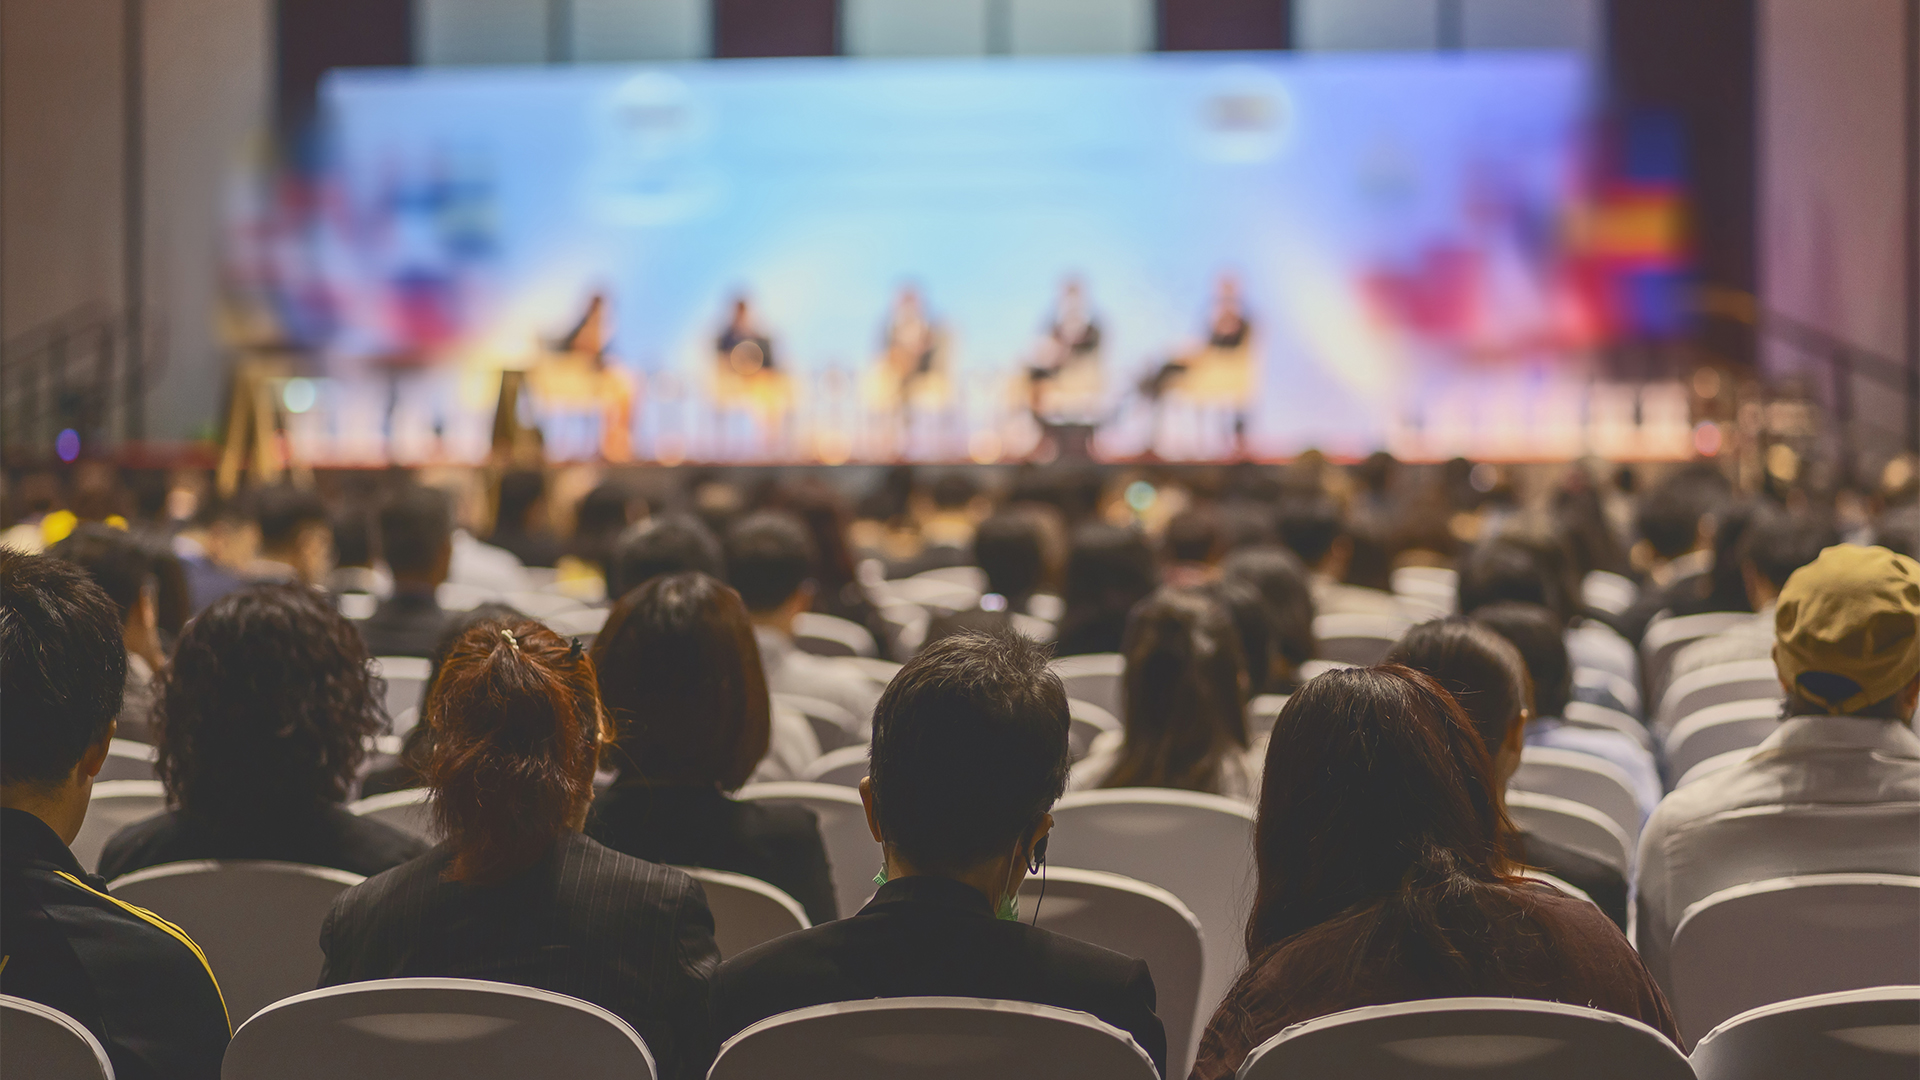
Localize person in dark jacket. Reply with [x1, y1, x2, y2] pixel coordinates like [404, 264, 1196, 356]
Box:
[0, 550, 230, 1080]
[99, 584, 427, 879]
[320, 617, 720, 1080]
[588, 572, 836, 924]
[358, 485, 454, 659]
[711, 631, 1168, 1075]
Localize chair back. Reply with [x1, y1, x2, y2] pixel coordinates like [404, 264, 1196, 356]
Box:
[546, 606, 611, 637]
[707, 997, 1158, 1080]
[1237, 997, 1693, 1080]
[1067, 698, 1120, 762]
[374, 656, 433, 737]
[792, 612, 879, 658]
[99, 738, 160, 782]
[838, 656, 903, 690]
[773, 693, 864, 752]
[1583, 569, 1639, 616]
[680, 867, 809, 959]
[499, 591, 585, 620]
[1049, 789, 1256, 1056]
[1561, 700, 1654, 750]
[912, 565, 988, 591]
[1642, 611, 1752, 705]
[349, 787, 437, 842]
[877, 577, 978, 615]
[1657, 658, 1779, 731]
[1311, 613, 1411, 666]
[736, 781, 877, 920]
[1690, 986, 1919, 1080]
[1246, 693, 1290, 743]
[1018, 868, 1205, 1078]
[1504, 790, 1632, 875]
[1573, 665, 1642, 717]
[799, 745, 869, 788]
[1509, 746, 1642, 843]
[74, 779, 168, 873]
[109, 859, 364, 1026]
[221, 977, 655, 1080]
[1669, 874, 1920, 1046]
[0, 996, 113, 1080]
[1052, 653, 1124, 720]
[1663, 699, 1779, 780]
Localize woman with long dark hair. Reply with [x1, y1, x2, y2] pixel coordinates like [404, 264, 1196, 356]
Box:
[1190, 666, 1677, 1079]
[319, 618, 720, 1079]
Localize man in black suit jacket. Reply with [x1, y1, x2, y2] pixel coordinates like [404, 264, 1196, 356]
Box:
[711, 631, 1167, 1075]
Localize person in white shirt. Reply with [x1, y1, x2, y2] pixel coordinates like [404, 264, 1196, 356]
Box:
[727, 511, 880, 741]
[1663, 508, 1836, 688]
[1632, 543, 1920, 997]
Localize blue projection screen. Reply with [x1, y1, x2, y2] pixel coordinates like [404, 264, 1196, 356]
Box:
[314, 52, 1595, 463]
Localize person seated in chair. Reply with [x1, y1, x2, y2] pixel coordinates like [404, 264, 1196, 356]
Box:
[358, 485, 455, 659]
[710, 631, 1168, 1076]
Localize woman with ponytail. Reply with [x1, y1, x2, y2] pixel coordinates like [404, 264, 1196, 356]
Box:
[319, 617, 721, 1079]
[1069, 587, 1258, 799]
[1188, 666, 1677, 1080]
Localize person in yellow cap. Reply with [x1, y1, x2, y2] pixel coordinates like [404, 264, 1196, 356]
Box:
[1632, 543, 1920, 1004]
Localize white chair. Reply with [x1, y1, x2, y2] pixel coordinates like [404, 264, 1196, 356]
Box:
[1237, 997, 1693, 1080]
[374, 656, 433, 736]
[546, 606, 611, 637]
[1674, 747, 1755, 789]
[912, 565, 988, 591]
[1297, 658, 1354, 682]
[1048, 789, 1256, 1057]
[681, 867, 810, 960]
[1642, 611, 1753, 706]
[836, 656, 902, 690]
[1669, 874, 1920, 1047]
[1052, 653, 1124, 720]
[1657, 658, 1780, 732]
[435, 582, 499, 613]
[800, 745, 870, 788]
[74, 779, 167, 873]
[1312, 613, 1412, 667]
[1568, 621, 1642, 684]
[222, 977, 656, 1080]
[349, 787, 436, 842]
[99, 738, 159, 782]
[1017, 868, 1205, 1079]
[1509, 746, 1643, 843]
[1691, 985, 1920, 1080]
[1246, 693, 1290, 743]
[1664, 698, 1780, 781]
[1391, 566, 1458, 618]
[1504, 790, 1632, 876]
[872, 599, 929, 660]
[877, 577, 978, 615]
[737, 781, 879, 920]
[499, 590, 585, 619]
[707, 997, 1158, 1080]
[0, 995, 113, 1080]
[1563, 700, 1655, 751]
[792, 612, 879, 658]
[1067, 698, 1121, 763]
[338, 591, 379, 620]
[1574, 665, 1643, 717]
[1584, 569, 1639, 616]
[773, 693, 864, 753]
[109, 859, 364, 1025]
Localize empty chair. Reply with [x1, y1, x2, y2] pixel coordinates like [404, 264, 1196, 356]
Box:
[109, 859, 364, 1025]
[222, 977, 657, 1080]
[1568, 622, 1641, 685]
[1668, 874, 1920, 1047]
[1563, 700, 1655, 751]
[707, 997, 1158, 1080]
[1236, 997, 1693, 1080]
[1048, 789, 1255, 1055]
[349, 787, 436, 842]
[1691, 986, 1920, 1080]
[1574, 665, 1643, 718]
[99, 738, 159, 782]
[0, 996, 114, 1080]
[736, 781, 879, 919]
[1642, 611, 1752, 706]
[1505, 790, 1632, 876]
[1664, 698, 1780, 782]
[682, 867, 810, 960]
[1051, 653, 1123, 720]
[72, 780, 167, 874]
[1583, 569, 1639, 616]
[773, 693, 863, 753]
[1067, 698, 1120, 762]
[792, 612, 878, 659]
[1016, 868, 1205, 1079]
[1510, 746, 1643, 843]
[374, 656, 433, 733]
[1311, 613, 1411, 667]
[1246, 693, 1290, 743]
[800, 745, 870, 788]
[545, 606, 611, 637]
[1657, 658, 1781, 732]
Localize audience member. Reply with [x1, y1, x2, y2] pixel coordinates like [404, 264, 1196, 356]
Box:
[1277, 494, 1403, 618]
[1, 550, 231, 1080]
[1191, 666, 1677, 1079]
[557, 480, 641, 597]
[1459, 534, 1639, 699]
[326, 505, 387, 597]
[357, 601, 525, 798]
[588, 572, 836, 924]
[1161, 505, 1223, 586]
[1055, 522, 1158, 656]
[608, 512, 726, 602]
[320, 618, 720, 1080]
[1388, 618, 1631, 927]
[244, 483, 333, 586]
[47, 523, 166, 742]
[1074, 588, 1258, 800]
[99, 584, 428, 879]
[1612, 467, 1729, 642]
[488, 468, 565, 568]
[770, 478, 890, 650]
[169, 491, 249, 613]
[1633, 544, 1920, 995]
[727, 511, 879, 734]
[895, 473, 981, 577]
[1664, 507, 1837, 687]
[1220, 545, 1316, 695]
[358, 486, 455, 658]
[925, 508, 1054, 646]
[710, 632, 1167, 1074]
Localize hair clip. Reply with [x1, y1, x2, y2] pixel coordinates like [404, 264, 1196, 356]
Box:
[568, 637, 585, 659]
[500, 628, 520, 652]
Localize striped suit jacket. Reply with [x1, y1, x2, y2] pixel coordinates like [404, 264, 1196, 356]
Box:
[320, 831, 720, 1079]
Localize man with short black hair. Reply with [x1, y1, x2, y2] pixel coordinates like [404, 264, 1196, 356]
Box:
[1, 548, 231, 1079]
[710, 631, 1167, 1074]
[359, 486, 455, 658]
[726, 512, 878, 734]
[1665, 508, 1838, 685]
[488, 469, 565, 569]
[608, 513, 725, 601]
[245, 483, 333, 586]
[1277, 495, 1401, 618]
[47, 523, 166, 742]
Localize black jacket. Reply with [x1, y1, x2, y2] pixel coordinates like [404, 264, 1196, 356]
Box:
[357, 589, 453, 660]
[0, 808, 231, 1080]
[99, 804, 429, 882]
[711, 874, 1167, 1076]
[319, 831, 720, 1080]
[588, 784, 838, 925]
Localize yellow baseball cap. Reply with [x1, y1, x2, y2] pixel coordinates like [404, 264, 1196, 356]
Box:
[1773, 544, 1920, 714]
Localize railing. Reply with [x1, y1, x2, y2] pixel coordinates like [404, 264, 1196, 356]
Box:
[1, 306, 153, 460]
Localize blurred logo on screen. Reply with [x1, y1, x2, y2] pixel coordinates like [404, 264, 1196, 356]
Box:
[591, 73, 715, 225]
[1197, 68, 1292, 163]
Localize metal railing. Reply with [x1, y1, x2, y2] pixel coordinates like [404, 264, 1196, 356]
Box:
[1, 305, 151, 459]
